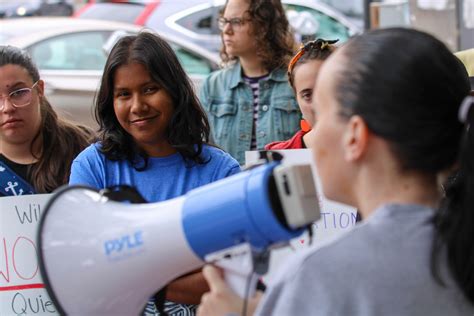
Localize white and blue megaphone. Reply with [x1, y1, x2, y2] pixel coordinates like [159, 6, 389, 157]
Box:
[37, 158, 320, 315]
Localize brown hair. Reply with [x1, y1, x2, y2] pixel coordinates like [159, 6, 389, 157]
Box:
[29, 97, 95, 193]
[220, 0, 295, 71]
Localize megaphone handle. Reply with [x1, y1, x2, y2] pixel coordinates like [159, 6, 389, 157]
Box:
[224, 270, 260, 298]
[206, 243, 265, 298]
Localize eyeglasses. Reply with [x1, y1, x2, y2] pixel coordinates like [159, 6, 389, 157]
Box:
[218, 17, 250, 31]
[288, 39, 339, 78]
[0, 81, 39, 111]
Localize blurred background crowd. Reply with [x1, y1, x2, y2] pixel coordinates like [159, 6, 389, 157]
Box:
[1, 0, 472, 130]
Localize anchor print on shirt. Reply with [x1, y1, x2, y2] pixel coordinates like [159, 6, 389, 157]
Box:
[1, 166, 32, 196]
[5, 181, 24, 196]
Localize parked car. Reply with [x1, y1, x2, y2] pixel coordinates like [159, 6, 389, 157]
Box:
[0, 0, 73, 18]
[77, 0, 361, 52]
[0, 17, 220, 128]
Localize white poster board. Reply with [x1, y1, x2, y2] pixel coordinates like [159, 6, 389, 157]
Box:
[246, 150, 358, 282]
[0, 194, 59, 315]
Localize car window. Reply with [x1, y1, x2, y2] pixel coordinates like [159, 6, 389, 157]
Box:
[284, 4, 350, 42]
[27, 31, 112, 70]
[174, 4, 350, 42]
[174, 7, 220, 35]
[78, 3, 144, 24]
[170, 44, 214, 75]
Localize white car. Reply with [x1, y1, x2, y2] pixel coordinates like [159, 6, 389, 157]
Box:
[0, 17, 220, 128]
[78, 0, 362, 52]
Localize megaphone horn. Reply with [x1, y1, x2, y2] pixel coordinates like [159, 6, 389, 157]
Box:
[37, 161, 320, 315]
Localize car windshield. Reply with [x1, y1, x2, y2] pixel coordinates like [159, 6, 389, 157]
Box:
[78, 3, 145, 24]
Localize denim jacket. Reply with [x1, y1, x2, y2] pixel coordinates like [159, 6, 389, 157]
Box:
[199, 62, 301, 164]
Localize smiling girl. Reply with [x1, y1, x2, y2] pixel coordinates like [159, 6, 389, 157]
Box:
[68, 32, 240, 316]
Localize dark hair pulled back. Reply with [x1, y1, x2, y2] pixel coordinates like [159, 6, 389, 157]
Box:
[334, 28, 473, 302]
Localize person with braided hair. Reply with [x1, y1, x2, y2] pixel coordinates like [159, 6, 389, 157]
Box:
[265, 38, 338, 150]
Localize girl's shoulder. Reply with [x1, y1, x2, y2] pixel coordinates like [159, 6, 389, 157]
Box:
[202, 145, 238, 164]
[199, 145, 240, 176]
[74, 142, 104, 162]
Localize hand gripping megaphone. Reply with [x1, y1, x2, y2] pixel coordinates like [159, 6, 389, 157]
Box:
[37, 159, 320, 315]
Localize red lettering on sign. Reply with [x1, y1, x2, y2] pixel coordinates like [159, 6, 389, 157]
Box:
[0, 236, 40, 290]
[0, 238, 10, 283]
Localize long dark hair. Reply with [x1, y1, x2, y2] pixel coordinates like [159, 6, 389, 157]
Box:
[95, 31, 211, 170]
[334, 28, 473, 302]
[0, 46, 94, 193]
[220, 0, 294, 71]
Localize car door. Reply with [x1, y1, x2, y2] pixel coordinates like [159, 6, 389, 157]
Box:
[171, 43, 219, 92]
[26, 30, 112, 128]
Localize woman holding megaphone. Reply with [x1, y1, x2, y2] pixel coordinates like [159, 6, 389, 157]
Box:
[198, 28, 474, 315]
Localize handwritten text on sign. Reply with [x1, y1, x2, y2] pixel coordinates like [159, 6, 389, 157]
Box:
[0, 194, 58, 315]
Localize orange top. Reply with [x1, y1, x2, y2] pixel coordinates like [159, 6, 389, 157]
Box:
[300, 119, 312, 132]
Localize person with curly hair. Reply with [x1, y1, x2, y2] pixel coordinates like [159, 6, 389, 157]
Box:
[199, 0, 301, 165]
[69, 32, 240, 316]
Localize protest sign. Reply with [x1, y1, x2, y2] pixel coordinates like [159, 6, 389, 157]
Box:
[0, 194, 58, 315]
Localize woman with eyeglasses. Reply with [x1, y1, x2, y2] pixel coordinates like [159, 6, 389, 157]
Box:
[0, 45, 94, 197]
[200, 0, 299, 165]
[197, 28, 474, 315]
[265, 38, 338, 150]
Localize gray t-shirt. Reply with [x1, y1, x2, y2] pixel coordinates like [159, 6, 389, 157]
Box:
[256, 204, 473, 316]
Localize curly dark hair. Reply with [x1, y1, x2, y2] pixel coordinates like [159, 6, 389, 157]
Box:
[220, 0, 295, 71]
[95, 32, 211, 170]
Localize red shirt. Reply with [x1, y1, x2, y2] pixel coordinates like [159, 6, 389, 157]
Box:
[264, 130, 307, 150]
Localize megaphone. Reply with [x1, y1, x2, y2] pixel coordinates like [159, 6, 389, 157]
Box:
[37, 160, 320, 315]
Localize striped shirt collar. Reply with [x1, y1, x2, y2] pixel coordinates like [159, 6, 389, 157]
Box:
[228, 61, 288, 89]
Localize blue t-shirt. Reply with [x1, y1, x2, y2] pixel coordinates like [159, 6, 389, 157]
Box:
[69, 143, 240, 316]
[69, 143, 240, 202]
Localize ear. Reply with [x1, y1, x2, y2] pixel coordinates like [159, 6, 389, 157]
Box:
[342, 115, 370, 162]
[36, 80, 45, 98]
